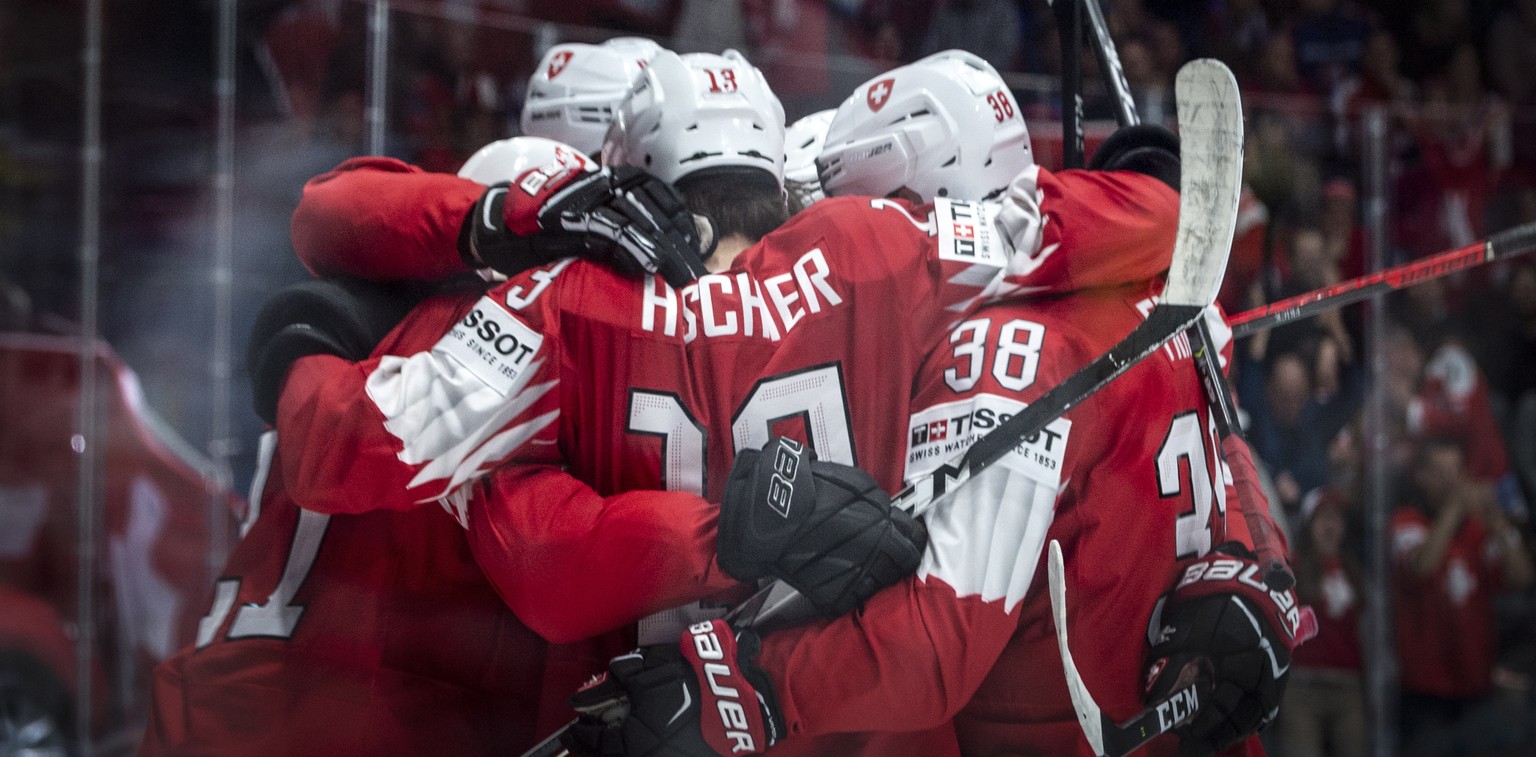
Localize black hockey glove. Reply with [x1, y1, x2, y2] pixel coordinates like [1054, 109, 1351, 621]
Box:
[562, 620, 783, 757]
[246, 278, 424, 424]
[717, 436, 928, 617]
[1088, 123, 1181, 191]
[459, 165, 708, 288]
[1143, 542, 1318, 756]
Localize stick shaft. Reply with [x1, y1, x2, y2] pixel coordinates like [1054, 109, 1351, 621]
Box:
[1230, 240, 1491, 337]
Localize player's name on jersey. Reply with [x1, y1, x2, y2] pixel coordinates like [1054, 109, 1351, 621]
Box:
[641, 247, 844, 343]
[905, 394, 1071, 489]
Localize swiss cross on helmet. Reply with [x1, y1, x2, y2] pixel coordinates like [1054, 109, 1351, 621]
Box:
[866, 78, 895, 111]
[547, 50, 574, 79]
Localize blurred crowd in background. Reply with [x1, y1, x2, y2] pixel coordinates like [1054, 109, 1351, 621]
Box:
[2, 0, 1536, 754]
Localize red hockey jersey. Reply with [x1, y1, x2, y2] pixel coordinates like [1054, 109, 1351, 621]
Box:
[140, 430, 562, 756]
[752, 281, 1266, 756]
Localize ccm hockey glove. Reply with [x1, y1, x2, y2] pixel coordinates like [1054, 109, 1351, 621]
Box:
[460, 160, 708, 288]
[562, 620, 783, 757]
[1143, 542, 1318, 756]
[718, 436, 928, 616]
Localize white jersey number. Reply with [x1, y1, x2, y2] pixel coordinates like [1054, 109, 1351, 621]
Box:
[625, 363, 855, 644]
[945, 317, 1044, 394]
[1157, 411, 1229, 559]
[196, 431, 328, 648]
[625, 363, 856, 481]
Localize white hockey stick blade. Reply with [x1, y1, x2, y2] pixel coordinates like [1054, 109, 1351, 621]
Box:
[1050, 540, 1203, 757]
[1049, 539, 1108, 756]
[1162, 60, 1243, 308]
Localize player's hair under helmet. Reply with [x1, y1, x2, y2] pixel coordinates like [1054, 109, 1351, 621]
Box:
[784, 109, 836, 207]
[457, 136, 597, 185]
[816, 50, 1032, 202]
[602, 49, 786, 194]
[520, 41, 658, 155]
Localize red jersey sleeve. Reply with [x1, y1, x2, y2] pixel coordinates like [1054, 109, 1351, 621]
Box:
[291, 156, 480, 281]
[466, 464, 735, 644]
[998, 167, 1180, 294]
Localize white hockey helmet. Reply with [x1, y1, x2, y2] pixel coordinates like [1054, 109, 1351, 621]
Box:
[457, 136, 597, 185]
[816, 49, 1032, 201]
[602, 36, 664, 60]
[784, 109, 836, 206]
[602, 49, 786, 190]
[521, 42, 659, 155]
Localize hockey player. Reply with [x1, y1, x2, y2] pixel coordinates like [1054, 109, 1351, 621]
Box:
[139, 136, 714, 757]
[817, 49, 1032, 203]
[564, 141, 1302, 756]
[521, 38, 662, 155]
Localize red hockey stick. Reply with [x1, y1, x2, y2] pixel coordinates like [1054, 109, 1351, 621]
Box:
[1230, 220, 1536, 338]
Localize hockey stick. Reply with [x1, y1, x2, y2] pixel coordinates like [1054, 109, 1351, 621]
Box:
[1069, 0, 1292, 592]
[734, 58, 1245, 631]
[1049, 539, 1201, 756]
[1052, 0, 1085, 168]
[1029, 17, 1291, 742]
[1229, 220, 1536, 338]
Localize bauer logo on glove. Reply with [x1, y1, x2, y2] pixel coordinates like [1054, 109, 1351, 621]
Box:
[766, 437, 803, 518]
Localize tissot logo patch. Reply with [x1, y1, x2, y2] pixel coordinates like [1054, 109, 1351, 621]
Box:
[437, 295, 544, 396]
[905, 394, 1070, 488]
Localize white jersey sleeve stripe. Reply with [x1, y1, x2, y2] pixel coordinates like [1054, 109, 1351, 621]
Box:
[918, 462, 1059, 613]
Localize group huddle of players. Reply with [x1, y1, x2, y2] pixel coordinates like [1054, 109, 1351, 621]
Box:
[139, 38, 1308, 757]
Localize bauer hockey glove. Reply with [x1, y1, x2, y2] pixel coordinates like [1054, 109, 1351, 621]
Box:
[459, 161, 708, 288]
[718, 436, 928, 617]
[562, 620, 783, 757]
[1143, 542, 1318, 756]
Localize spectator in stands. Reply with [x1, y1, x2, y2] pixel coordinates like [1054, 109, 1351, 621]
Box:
[1320, 176, 1365, 279]
[918, 0, 1020, 74]
[1266, 225, 1354, 364]
[1395, 45, 1511, 261]
[1330, 27, 1415, 154]
[1400, 0, 1473, 83]
[1118, 36, 1170, 124]
[1291, 0, 1370, 98]
[1240, 348, 1357, 513]
[1485, 0, 1536, 110]
[1203, 0, 1270, 79]
[1392, 436, 1534, 757]
[1281, 487, 1366, 757]
[1494, 262, 1536, 504]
